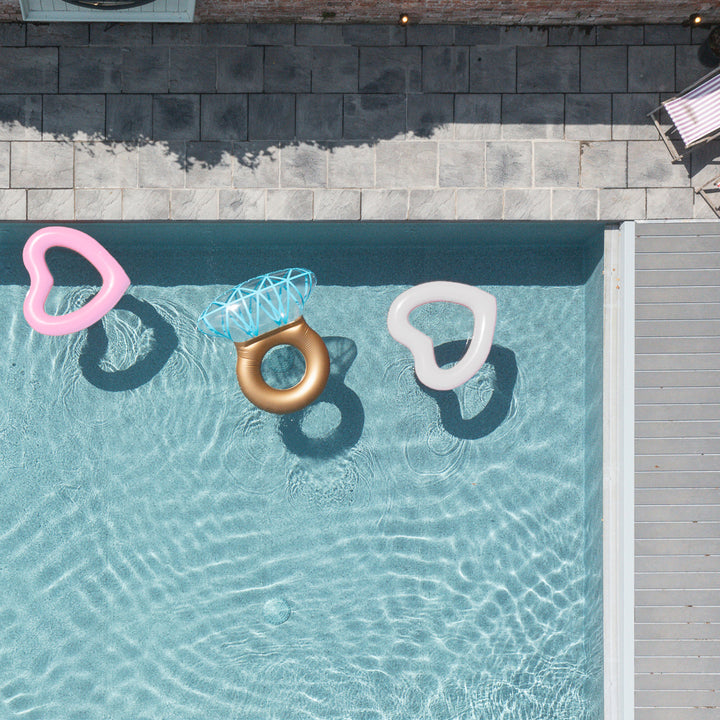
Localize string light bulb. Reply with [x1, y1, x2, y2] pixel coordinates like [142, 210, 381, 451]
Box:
[399, 13, 409, 25]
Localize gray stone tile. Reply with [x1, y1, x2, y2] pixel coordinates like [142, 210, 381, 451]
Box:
[580, 141, 627, 188]
[612, 93, 661, 140]
[327, 143, 375, 188]
[454, 94, 501, 140]
[152, 25, 203, 45]
[503, 189, 551, 219]
[313, 189, 361, 220]
[598, 188, 646, 220]
[456, 189, 503, 219]
[219, 189, 266, 220]
[0, 48, 57, 94]
[551, 189, 598, 219]
[0, 96, 42, 141]
[201, 95, 248, 142]
[265, 47, 312, 93]
[458, 26, 548, 46]
[694, 194, 720, 219]
[248, 24, 295, 46]
[423, 47, 468, 92]
[580, 46, 627, 92]
[0, 142, 7, 187]
[361, 189, 407, 220]
[138, 143, 186, 188]
[691, 26, 712, 45]
[501, 94, 564, 139]
[233, 143, 280, 188]
[343, 94, 405, 140]
[534, 142, 580, 187]
[312, 47, 358, 93]
[689, 141, 720, 188]
[565, 94, 612, 141]
[486, 141, 533, 187]
[185, 142, 233, 187]
[0, 23, 25, 46]
[596, 25, 643, 45]
[407, 25, 454, 45]
[27, 189, 74, 221]
[122, 47, 169, 93]
[0, 189, 26, 220]
[27, 24, 87, 46]
[296, 25, 344, 46]
[59, 48, 120, 93]
[407, 94, 454, 139]
[107, 95, 152, 141]
[644, 24, 691, 45]
[217, 47, 263, 93]
[201, 24, 250, 45]
[171, 189, 219, 220]
[43, 94, 105, 141]
[628, 46, 675, 93]
[517, 47, 579, 93]
[266, 189, 313, 220]
[375, 141, 437, 188]
[153, 95, 200, 141]
[498, 27, 549, 46]
[122, 189, 170, 220]
[438, 142, 485, 187]
[408, 189, 455, 220]
[342, 25, 405, 46]
[675, 45, 710, 93]
[169, 47, 217, 93]
[628, 141, 691, 187]
[90, 23, 151, 46]
[11, 142, 73, 189]
[248, 94, 295, 141]
[297, 94, 343, 141]
[75, 189, 122, 220]
[469, 47, 516, 93]
[646, 187, 694, 219]
[280, 145, 327, 187]
[548, 26, 596, 45]
[359, 48, 422, 93]
[75, 142, 138, 189]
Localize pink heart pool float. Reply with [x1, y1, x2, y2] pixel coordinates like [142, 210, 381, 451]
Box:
[22, 226, 130, 336]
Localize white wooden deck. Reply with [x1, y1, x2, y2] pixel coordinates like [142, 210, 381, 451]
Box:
[635, 221, 720, 720]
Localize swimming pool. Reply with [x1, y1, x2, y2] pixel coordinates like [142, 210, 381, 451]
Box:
[0, 221, 605, 719]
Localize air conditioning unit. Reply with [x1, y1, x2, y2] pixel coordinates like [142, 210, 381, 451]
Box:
[19, 0, 195, 22]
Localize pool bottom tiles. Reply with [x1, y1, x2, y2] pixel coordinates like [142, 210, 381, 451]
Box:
[0, 222, 604, 719]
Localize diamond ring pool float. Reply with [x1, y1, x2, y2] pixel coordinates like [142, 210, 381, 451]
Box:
[387, 281, 497, 391]
[198, 268, 330, 414]
[23, 226, 131, 336]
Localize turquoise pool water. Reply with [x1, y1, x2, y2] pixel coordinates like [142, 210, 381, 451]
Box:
[0, 222, 604, 719]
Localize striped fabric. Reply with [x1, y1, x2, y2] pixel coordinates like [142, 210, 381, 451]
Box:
[663, 72, 720, 147]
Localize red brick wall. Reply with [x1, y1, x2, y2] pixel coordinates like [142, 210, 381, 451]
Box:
[0, 0, 718, 24]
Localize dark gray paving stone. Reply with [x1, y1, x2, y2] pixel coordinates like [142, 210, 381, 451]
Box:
[152, 24, 203, 45]
[248, 94, 295, 141]
[296, 24, 344, 46]
[501, 93, 564, 137]
[59, 47, 120, 93]
[628, 46, 675, 92]
[0, 95, 41, 138]
[297, 94, 343, 140]
[0, 23, 25, 46]
[153, 94, 200, 141]
[122, 47, 169, 93]
[691, 26, 711, 44]
[469, 46, 516, 93]
[201, 24, 249, 45]
[548, 26, 596, 45]
[342, 25, 405, 46]
[565, 93, 612, 140]
[423, 47, 468, 92]
[27, 23, 88, 46]
[675, 45, 710, 92]
[596, 25, 643, 45]
[497, 27, 549, 46]
[89, 23, 151, 46]
[454, 94, 501, 139]
[517, 46, 579, 92]
[343, 94, 405, 140]
[456, 26, 547, 45]
[169, 47, 217, 93]
[359, 47, 422, 93]
[107, 94, 152, 141]
[265, 47, 312, 92]
[612, 93, 661, 140]
[407, 25, 454, 45]
[43, 94, 104, 139]
[312, 47, 358, 92]
[644, 24, 691, 45]
[217, 47, 263, 93]
[249, 24, 294, 46]
[407, 94, 453, 137]
[580, 46, 627, 93]
[201, 94, 248, 142]
[0, 48, 57, 93]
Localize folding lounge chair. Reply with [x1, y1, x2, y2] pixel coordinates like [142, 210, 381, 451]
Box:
[649, 66, 720, 161]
